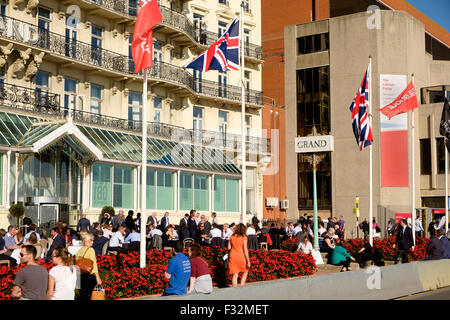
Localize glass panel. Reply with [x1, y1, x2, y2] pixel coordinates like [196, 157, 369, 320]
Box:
[92, 163, 112, 208]
[180, 172, 193, 210]
[225, 178, 239, 212]
[146, 169, 156, 210]
[156, 170, 173, 210]
[39, 149, 56, 197]
[113, 166, 133, 209]
[214, 176, 225, 212]
[420, 139, 431, 175]
[194, 174, 208, 211]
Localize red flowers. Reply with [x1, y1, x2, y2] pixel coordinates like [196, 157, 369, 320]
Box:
[0, 248, 316, 300]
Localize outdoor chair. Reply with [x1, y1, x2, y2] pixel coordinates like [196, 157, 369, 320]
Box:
[39, 239, 48, 256]
[101, 241, 109, 255]
[33, 244, 43, 259]
[259, 242, 268, 250]
[247, 235, 258, 250]
[182, 238, 194, 249]
[151, 234, 163, 250]
[0, 260, 10, 267]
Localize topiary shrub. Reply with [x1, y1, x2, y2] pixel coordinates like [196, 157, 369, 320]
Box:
[101, 206, 115, 216]
[9, 203, 25, 226]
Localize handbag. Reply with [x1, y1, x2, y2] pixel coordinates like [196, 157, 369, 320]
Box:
[91, 284, 105, 300]
[76, 248, 94, 274]
[223, 253, 229, 270]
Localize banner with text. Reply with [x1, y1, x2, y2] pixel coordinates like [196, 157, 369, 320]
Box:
[380, 74, 408, 187]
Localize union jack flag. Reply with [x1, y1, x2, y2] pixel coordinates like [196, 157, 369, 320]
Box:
[183, 16, 240, 72]
[349, 65, 373, 150]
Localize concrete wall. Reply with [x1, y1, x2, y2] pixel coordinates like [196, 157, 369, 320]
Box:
[157, 259, 450, 300]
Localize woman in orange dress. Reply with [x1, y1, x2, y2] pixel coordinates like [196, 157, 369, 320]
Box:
[228, 223, 251, 287]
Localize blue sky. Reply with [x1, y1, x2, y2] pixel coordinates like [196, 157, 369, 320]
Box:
[406, 0, 450, 32]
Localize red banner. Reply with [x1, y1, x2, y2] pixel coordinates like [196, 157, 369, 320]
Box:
[379, 81, 418, 119]
[131, 0, 162, 74]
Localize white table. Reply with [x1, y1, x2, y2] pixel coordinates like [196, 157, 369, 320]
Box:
[68, 246, 82, 256]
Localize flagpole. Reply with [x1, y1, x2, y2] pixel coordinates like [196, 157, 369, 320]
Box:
[369, 56, 373, 246]
[240, 2, 246, 225]
[140, 68, 148, 268]
[446, 133, 449, 235]
[411, 74, 416, 245]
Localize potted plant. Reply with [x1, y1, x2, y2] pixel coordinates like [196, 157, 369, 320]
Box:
[9, 203, 25, 227]
[101, 206, 115, 216]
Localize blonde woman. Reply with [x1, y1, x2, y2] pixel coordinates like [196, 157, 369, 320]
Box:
[321, 228, 336, 264]
[75, 232, 101, 300]
[47, 248, 77, 300]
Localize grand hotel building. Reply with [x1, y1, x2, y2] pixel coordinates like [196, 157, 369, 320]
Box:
[0, 0, 269, 233]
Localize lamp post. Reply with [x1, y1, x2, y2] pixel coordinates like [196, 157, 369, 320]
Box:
[355, 196, 360, 239]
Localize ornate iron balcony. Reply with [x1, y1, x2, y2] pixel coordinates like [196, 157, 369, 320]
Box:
[0, 82, 61, 116]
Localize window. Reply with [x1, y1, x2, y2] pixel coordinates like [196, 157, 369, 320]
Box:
[128, 91, 142, 122]
[193, 107, 203, 131]
[0, 4, 5, 16]
[436, 138, 450, 174]
[214, 176, 238, 212]
[244, 29, 250, 55]
[129, 0, 138, 16]
[218, 21, 227, 37]
[421, 85, 450, 104]
[193, 70, 202, 93]
[156, 170, 173, 210]
[219, 111, 227, 135]
[218, 0, 228, 6]
[218, 72, 227, 97]
[128, 34, 135, 73]
[35, 71, 50, 105]
[180, 173, 193, 210]
[245, 115, 251, 137]
[243, 0, 250, 12]
[64, 78, 77, 110]
[420, 139, 431, 175]
[297, 33, 329, 55]
[65, 16, 77, 58]
[153, 97, 162, 123]
[244, 70, 250, 100]
[297, 66, 331, 209]
[91, 25, 103, 65]
[113, 166, 133, 209]
[92, 164, 112, 208]
[90, 84, 102, 114]
[194, 174, 208, 211]
[297, 66, 330, 136]
[37, 7, 50, 49]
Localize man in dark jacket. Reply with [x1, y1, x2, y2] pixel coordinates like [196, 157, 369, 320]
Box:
[179, 213, 190, 241]
[45, 227, 66, 261]
[188, 212, 197, 239]
[77, 214, 91, 233]
[425, 233, 443, 260]
[437, 229, 450, 259]
[92, 229, 109, 256]
[360, 217, 369, 237]
[394, 219, 414, 263]
[125, 210, 135, 231]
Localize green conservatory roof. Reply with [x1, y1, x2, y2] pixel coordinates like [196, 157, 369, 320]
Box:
[0, 111, 241, 175]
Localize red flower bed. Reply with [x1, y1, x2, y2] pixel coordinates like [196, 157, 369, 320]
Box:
[279, 237, 431, 262]
[0, 247, 316, 300]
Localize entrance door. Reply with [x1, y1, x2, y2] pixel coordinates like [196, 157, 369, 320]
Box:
[39, 204, 59, 237]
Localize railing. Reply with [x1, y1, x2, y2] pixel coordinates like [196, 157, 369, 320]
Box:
[159, 5, 195, 42]
[0, 82, 269, 153]
[0, 82, 61, 116]
[0, 15, 263, 105]
[87, 0, 130, 16]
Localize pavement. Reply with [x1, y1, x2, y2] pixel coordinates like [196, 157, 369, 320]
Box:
[395, 286, 450, 300]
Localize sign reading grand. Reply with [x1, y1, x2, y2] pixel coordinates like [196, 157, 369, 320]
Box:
[295, 135, 334, 153]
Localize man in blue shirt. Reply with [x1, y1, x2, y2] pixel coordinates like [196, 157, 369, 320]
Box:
[162, 241, 191, 296]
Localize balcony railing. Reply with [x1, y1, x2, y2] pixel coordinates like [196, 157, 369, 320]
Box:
[0, 82, 269, 153]
[78, 1, 263, 60]
[0, 15, 262, 106]
[0, 82, 61, 116]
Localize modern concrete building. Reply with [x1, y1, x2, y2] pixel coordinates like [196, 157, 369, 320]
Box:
[284, 8, 449, 237]
[0, 0, 269, 234]
[262, 0, 450, 225]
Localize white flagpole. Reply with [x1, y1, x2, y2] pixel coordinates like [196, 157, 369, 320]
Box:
[369, 56, 373, 246]
[240, 3, 246, 225]
[411, 74, 416, 245]
[446, 138, 448, 235]
[140, 68, 148, 268]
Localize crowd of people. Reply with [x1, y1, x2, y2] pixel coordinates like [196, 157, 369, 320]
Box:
[2, 210, 450, 299]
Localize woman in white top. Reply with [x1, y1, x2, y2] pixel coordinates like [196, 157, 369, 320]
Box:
[47, 247, 77, 300]
[245, 225, 256, 236]
[297, 235, 313, 255]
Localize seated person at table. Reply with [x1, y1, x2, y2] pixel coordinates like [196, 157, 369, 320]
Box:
[108, 225, 128, 254]
[4, 226, 22, 254]
[209, 224, 223, 248]
[24, 224, 41, 243]
[331, 238, 355, 272]
[62, 227, 73, 247]
[296, 235, 313, 255]
[165, 224, 179, 241]
[24, 233, 38, 246]
[222, 224, 233, 247]
[46, 227, 66, 262]
[125, 226, 141, 243]
[148, 223, 163, 238]
[0, 229, 17, 266]
[102, 224, 113, 239]
[195, 223, 209, 246]
[92, 229, 109, 256]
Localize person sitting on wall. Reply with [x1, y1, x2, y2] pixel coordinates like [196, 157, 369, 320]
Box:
[331, 237, 356, 272]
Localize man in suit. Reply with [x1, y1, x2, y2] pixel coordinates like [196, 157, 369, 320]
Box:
[179, 213, 190, 241]
[161, 212, 170, 231]
[188, 212, 197, 239]
[45, 227, 66, 261]
[200, 215, 211, 235]
[437, 229, 450, 259]
[393, 219, 414, 263]
[147, 212, 158, 227]
[76, 214, 91, 234]
[125, 210, 135, 231]
[251, 212, 260, 228]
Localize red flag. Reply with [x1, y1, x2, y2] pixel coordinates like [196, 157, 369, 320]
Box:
[378, 81, 418, 119]
[131, 0, 162, 74]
